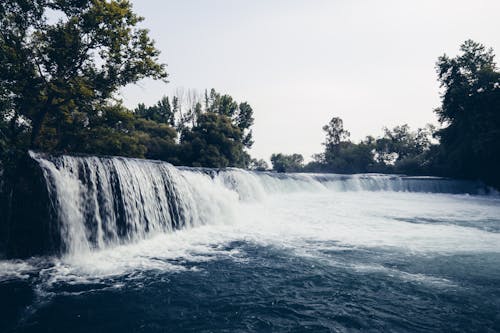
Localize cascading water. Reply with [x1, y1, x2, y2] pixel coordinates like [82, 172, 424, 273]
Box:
[30, 152, 240, 255]
[29, 151, 492, 256]
[2, 152, 500, 332]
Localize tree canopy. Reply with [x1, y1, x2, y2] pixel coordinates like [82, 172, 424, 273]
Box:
[0, 1, 257, 170]
[0, 0, 167, 161]
[270, 153, 304, 173]
[298, 118, 435, 175]
[435, 40, 500, 187]
[132, 88, 254, 168]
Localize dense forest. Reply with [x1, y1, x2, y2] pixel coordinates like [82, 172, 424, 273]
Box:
[0, 1, 499, 189]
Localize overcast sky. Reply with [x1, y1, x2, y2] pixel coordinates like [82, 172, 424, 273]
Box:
[120, 0, 500, 161]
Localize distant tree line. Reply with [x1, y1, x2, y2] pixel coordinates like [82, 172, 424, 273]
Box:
[269, 121, 436, 175]
[270, 40, 500, 188]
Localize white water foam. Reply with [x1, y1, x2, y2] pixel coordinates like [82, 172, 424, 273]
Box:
[27, 190, 499, 288]
[2, 153, 499, 287]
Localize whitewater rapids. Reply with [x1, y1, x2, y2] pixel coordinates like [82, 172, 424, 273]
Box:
[1, 153, 499, 331]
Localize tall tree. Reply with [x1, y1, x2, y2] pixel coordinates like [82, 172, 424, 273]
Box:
[319, 116, 351, 166]
[0, 0, 167, 154]
[435, 40, 500, 186]
[323, 117, 350, 149]
[236, 102, 254, 148]
[180, 112, 249, 168]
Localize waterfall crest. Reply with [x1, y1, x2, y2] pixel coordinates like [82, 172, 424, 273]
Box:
[29, 152, 491, 255]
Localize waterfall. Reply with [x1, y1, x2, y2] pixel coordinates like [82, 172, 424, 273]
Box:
[29, 152, 491, 256]
[30, 152, 239, 255]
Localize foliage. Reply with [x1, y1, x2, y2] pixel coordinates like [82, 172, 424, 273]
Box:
[135, 97, 175, 126]
[0, 0, 167, 161]
[179, 112, 250, 168]
[66, 104, 147, 157]
[318, 117, 368, 172]
[204, 89, 254, 149]
[322, 117, 350, 149]
[135, 89, 255, 168]
[249, 158, 269, 171]
[373, 124, 435, 170]
[270, 153, 304, 173]
[435, 40, 500, 186]
[1, 1, 497, 193]
[298, 118, 436, 175]
[320, 141, 377, 174]
[134, 117, 178, 162]
[300, 40, 500, 184]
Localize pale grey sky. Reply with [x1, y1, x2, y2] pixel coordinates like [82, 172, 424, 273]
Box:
[120, 0, 500, 161]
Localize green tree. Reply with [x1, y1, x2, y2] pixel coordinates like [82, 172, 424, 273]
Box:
[132, 89, 255, 168]
[270, 153, 304, 173]
[135, 96, 174, 125]
[135, 117, 178, 162]
[374, 124, 433, 166]
[435, 40, 500, 186]
[0, 0, 167, 155]
[180, 112, 249, 168]
[313, 140, 376, 174]
[202, 89, 254, 148]
[76, 104, 148, 157]
[323, 117, 350, 149]
[319, 116, 371, 173]
[235, 102, 254, 148]
[250, 158, 269, 171]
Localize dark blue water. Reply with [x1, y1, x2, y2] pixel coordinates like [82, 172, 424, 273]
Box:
[2, 240, 500, 332]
